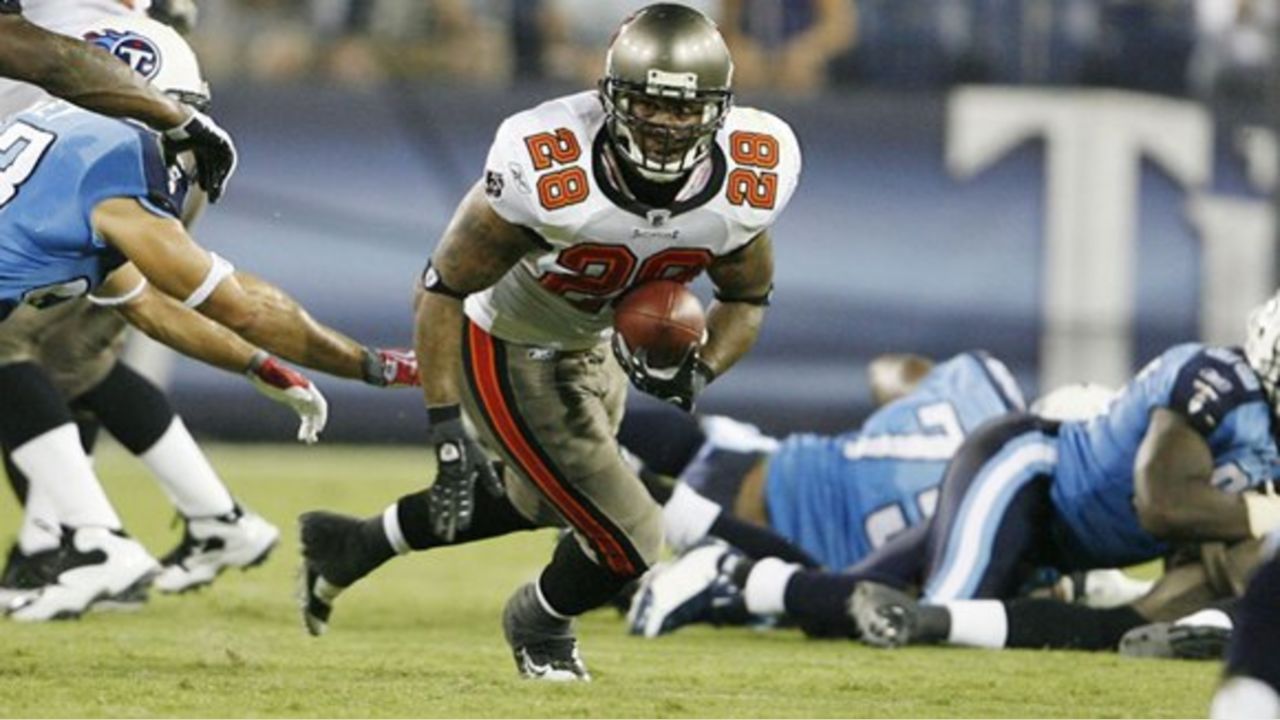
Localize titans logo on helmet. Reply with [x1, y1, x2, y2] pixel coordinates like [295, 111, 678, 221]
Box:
[83, 30, 162, 80]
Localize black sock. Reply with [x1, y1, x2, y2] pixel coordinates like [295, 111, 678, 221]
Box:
[783, 569, 861, 638]
[395, 484, 536, 550]
[539, 532, 635, 616]
[709, 513, 819, 567]
[1005, 599, 1146, 650]
[73, 363, 174, 455]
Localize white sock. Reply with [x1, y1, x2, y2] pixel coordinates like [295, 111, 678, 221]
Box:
[662, 483, 722, 552]
[17, 483, 61, 554]
[942, 600, 1008, 648]
[139, 417, 235, 518]
[743, 557, 799, 616]
[11, 423, 120, 529]
[1211, 676, 1280, 720]
[383, 503, 411, 555]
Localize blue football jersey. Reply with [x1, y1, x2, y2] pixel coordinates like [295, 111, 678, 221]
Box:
[765, 351, 1026, 570]
[0, 100, 182, 321]
[1053, 344, 1278, 568]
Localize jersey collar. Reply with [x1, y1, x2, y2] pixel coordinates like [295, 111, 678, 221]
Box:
[591, 127, 726, 220]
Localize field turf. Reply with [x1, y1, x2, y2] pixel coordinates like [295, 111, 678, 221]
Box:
[0, 444, 1221, 717]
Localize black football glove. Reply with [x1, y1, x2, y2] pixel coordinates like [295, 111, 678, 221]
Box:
[425, 407, 504, 542]
[163, 108, 238, 203]
[611, 333, 714, 412]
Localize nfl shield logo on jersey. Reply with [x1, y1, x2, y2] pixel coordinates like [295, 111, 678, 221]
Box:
[84, 30, 163, 81]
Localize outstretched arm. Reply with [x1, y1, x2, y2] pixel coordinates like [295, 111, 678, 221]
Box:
[0, 13, 188, 129]
[91, 197, 368, 380]
[96, 262, 330, 443]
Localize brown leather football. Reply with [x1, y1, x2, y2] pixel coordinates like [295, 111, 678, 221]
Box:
[612, 280, 705, 368]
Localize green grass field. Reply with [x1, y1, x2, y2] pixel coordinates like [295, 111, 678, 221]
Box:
[0, 443, 1222, 718]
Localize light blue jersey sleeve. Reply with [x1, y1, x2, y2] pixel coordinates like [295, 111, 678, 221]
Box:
[0, 102, 183, 318]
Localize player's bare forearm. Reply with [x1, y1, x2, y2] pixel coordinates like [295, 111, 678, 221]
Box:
[701, 301, 764, 377]
[703, 231, 774, 377]
[1134, 408, 1250, 541]
[415, 289, 466, 408]
[228, 272, 366, 379]
[414, 181, 541, 407]
[0, 16, 187, 129]
[117, 284, 259, 373]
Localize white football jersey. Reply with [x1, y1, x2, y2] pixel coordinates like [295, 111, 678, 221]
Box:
[0, 0, 149, 119]
[467, 91, 801, 350]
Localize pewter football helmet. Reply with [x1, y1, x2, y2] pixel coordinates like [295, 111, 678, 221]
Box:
[600, 3, 733, 182]
[1246, 291, 1280, 413]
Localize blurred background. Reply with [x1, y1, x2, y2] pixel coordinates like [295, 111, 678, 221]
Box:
[151, 0, 1276, 442]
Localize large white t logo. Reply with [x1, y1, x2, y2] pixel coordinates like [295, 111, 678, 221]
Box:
[948, 87, 1212, 388]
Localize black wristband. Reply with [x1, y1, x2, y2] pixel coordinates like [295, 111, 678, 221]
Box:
[427, 405, 462, 425]
[694, 358, 717, 386]
[421, 260, 467, 300]
[714, 284, 774, 307]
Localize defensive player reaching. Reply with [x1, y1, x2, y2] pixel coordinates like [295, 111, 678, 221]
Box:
[0, 2, 277, 606]
[298, 3, 800, 681]
[844, 296, 1280, 651]
[0, 0, 234, 200]
[0, 15, 416, 620]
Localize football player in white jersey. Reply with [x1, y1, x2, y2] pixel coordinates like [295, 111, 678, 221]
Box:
[299, 3, 801, 681]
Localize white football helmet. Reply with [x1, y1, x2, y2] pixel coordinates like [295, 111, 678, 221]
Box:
[1245, 292, 1280, 411]
[1031, 383, 1118, 421]
[78, 14, 209, 111]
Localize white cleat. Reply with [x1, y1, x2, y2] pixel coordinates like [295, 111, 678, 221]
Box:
[627, 540, 742, 638]
[154, 508, 279, 594]
[7, 527, 159, 622]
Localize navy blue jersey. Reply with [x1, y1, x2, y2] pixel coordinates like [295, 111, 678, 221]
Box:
[765, 351, 1025, 570]
[0, 0, 19, 14]
[1053, 344, 1278, 567]
[0, 100, 182, 321]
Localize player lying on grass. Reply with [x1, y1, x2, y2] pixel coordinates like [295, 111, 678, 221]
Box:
[624, 355, 1150, 638]
[0, 15, 416, 621]
[839, 297, 1280, 652]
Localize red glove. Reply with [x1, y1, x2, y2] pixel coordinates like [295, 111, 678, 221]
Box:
[247, 354, 329, 443]
[362, 347, 420, 388]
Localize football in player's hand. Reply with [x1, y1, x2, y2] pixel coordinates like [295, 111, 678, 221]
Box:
[613, 280, 705, 369]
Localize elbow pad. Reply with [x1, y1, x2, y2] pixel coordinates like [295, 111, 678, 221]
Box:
[182, 252, 235, 308]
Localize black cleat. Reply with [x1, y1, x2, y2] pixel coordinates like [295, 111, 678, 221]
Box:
[502, 582, 590, 681]
[1119, 621, 1231, 660]
[297, 512, 366, 636]
[0, 542, 62, 606]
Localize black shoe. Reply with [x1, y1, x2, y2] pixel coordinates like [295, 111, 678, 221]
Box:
[502, 583, 590, 681]
[1119, 621, 1231, 660]
[848, 581, 920, 648]
[298, 511, 393, 636]
[0, 542, 62, 604]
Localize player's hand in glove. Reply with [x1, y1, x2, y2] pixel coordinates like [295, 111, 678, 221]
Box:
[361, 347, 420, 388]
[426, 406, 504, 542]
[611, 333, 714, 412]
[246, 353, 328, 444]
[162, 107, 237, 203]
